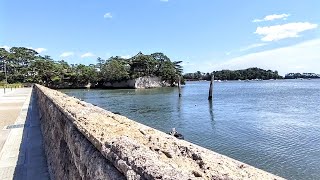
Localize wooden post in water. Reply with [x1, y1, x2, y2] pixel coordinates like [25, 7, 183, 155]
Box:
[208, 74, 214, 100]
[178, 76, 182, 97]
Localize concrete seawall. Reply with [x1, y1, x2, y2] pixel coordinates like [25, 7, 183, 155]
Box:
[34, 84, 284, 180]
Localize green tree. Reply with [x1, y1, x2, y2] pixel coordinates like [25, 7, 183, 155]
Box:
[0, 48, 9, 82]
[130, 53, 157, 78]
[29, 56, 56, 85]
[7, 47, 38, 83]
[96, 57, 105, 72]
[151, 52, 170, 75]
[102, 58, 129, 82]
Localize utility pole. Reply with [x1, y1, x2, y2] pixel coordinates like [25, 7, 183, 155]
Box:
[3, 59, 7, 93]
[4, 59, 7, 84]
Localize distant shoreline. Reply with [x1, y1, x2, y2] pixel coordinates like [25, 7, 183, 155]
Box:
[185, 78, 320, 82]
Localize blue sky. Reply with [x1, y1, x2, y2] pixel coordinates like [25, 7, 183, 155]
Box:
[1, 0, 319, 75]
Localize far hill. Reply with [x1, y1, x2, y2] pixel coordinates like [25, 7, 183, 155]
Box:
[184, 68, 283, 81]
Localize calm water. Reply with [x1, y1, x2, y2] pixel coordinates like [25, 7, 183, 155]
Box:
[61, 79, 320, 180]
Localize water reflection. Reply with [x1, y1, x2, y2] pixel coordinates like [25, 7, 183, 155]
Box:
[177, 95, 182, 113]
[208, 100, 215, 123]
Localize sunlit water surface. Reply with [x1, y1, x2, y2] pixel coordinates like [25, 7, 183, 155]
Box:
[61, 79, 320, 180]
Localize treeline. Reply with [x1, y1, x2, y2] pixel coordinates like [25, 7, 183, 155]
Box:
[285, 73, 320, 79]
[0, 47, 183, 87]
[184, 68, 283, 81]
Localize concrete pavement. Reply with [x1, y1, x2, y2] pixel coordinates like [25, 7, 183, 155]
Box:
[0, 88, 28, 151]
[0, 88, 50, 180]
[0, 88, 15, 97]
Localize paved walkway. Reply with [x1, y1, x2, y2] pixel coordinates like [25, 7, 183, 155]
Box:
[0, 88, 16, 97]
[0, 88, 28, 151]
[0, 88, 50, 180]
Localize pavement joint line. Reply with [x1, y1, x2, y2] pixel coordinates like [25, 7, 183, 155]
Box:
[5, 124, 26, 130]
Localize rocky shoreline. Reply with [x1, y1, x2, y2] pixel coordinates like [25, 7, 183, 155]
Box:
[47, 76, 172, 89]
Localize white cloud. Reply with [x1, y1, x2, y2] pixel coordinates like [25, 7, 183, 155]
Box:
[26, 46, 47, 53]
[160, 0, 169, 2]
[60, 52, 74, 57]
[1, 46, 47, 53]
[181, 61, 195, 67]
[212, 38, 320, 75]
[224, 43, 267, 57]
[225, 52, 231, 56]
[81, 52, 95, 58]
[0, 45, 11, 51]
[104, 12, 112, 19]
[253, 13, 290, 22]
[120, 55, 132, 59]
[240, 43, 267, 52]
[255, 22, 318, 41]
[34, 48, 47, 53]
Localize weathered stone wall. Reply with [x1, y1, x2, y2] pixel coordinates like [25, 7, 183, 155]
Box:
[34, 84, 285, 180]
[35, 85, 125, 179]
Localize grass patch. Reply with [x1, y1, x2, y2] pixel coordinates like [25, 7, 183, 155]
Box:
[0, 83, 23, 88]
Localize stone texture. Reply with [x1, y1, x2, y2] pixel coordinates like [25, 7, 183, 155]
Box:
[34, 84, 285, 180]
[35, 86, 125, 180]
[134, 76, 171, 88]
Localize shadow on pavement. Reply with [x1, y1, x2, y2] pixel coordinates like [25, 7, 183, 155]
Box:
[13, 89, 50, 180]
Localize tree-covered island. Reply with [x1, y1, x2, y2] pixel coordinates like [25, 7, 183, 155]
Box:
[4, 47, 309, 88]
[184, 68, 283, 81]
[0, 47, 183, 88]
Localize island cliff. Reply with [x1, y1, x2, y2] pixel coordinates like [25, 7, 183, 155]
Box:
[102, 76, 171, 89]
